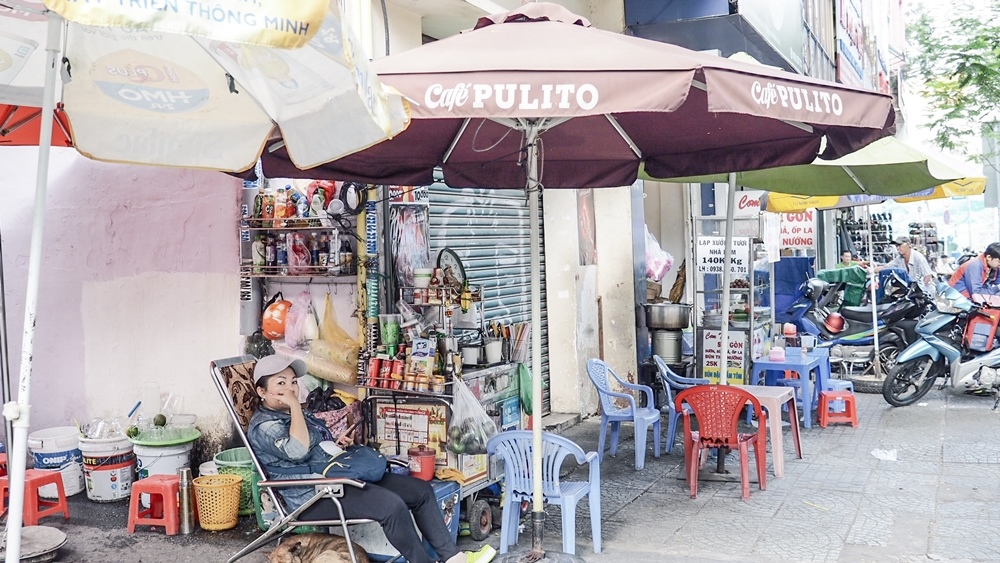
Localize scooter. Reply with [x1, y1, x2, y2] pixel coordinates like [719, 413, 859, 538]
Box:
[786, 275, 930, 381]
[882, 283, 1000, 407]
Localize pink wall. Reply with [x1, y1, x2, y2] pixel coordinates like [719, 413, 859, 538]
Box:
[1, 147, 241, 432]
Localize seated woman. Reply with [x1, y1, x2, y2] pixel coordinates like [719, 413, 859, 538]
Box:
[247, 354, 495, 563]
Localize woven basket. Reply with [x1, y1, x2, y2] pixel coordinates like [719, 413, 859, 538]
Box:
[214, 447, 256, 515]
[193, 474, 242, 531]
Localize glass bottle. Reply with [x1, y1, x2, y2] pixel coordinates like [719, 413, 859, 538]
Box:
[265, 234, 277, 274]
[276, 235, 288, 275]
[252, 235, 266, 275]
[274, 187, 287, 220]
[309, 232, 320, 266]
[340, 239, 353, 275]
[329, 229, 341, 274]
[460, 279, 472, 313]
[317, 234, 329, 269]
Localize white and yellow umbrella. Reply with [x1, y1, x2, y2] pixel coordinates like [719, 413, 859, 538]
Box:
[0, 2, 409, 559]
[761, 177, 986, 212]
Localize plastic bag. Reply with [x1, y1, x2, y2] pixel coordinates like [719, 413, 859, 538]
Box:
[284, 292, 318, 350]
[244, 330, 274, 358]
[288, 233, 312, 275]
[518, 364, 533, 416]
[645, 225, 674, 282]
[446, 378, 498, 456]
[306, 294, 359, 384]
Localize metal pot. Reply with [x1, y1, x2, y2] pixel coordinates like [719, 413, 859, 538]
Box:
[645, 303, 692, 330]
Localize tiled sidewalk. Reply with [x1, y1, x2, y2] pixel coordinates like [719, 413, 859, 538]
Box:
[547, 391, 1000, 562]
[35, 390, 1000, 562]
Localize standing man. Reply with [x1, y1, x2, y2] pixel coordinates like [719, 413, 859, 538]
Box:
[835, 250, 860, 269]
[948, 242, 1000, 298]
[877, 236, 935, 295]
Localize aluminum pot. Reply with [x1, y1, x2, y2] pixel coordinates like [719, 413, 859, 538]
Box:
[645, 303, 692, 330]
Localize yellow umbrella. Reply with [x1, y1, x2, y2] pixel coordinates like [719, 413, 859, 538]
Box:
[761, 176, 987, 212]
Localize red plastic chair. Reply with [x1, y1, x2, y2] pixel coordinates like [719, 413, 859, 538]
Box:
[674, 385, 767, 501]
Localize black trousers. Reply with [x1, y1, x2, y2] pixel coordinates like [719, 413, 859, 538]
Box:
[301, 473, 459, 563]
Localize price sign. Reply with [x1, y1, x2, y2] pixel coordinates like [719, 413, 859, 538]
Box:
[696, 236, 750, 275]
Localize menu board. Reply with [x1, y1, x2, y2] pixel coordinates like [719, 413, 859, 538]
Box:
[701, 329, 747, 384]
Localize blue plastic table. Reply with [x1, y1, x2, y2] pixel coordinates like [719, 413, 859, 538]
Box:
[749, 352, 831, 429]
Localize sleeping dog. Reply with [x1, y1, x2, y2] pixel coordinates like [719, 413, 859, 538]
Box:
[267, 533, 371, 563]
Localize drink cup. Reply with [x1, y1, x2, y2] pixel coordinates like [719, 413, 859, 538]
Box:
[379, 314, 402, 347]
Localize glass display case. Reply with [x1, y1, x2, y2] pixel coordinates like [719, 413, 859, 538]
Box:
[692, 217, 772, 383]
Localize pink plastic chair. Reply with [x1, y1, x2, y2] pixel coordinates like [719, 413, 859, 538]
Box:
[674, 385, 767, 501]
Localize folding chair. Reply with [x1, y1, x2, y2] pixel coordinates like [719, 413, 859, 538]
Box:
[210, 355, 375, 563]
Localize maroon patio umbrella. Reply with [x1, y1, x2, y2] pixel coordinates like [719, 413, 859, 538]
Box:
[254, 4, 895, 559]
[257, 4, 894, 188]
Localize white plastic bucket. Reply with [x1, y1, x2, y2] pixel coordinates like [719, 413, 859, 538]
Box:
[199, 461, 218, 477]
[134, 442, 193, 507]
[79, 436, 135, 503]
[27, 427, 84, 499]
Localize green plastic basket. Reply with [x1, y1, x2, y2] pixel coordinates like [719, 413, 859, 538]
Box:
[214, 447, 256, 516]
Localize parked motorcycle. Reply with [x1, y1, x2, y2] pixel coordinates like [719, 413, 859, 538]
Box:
[882, 283, 1000, 407]
[785, 274, 931, 388]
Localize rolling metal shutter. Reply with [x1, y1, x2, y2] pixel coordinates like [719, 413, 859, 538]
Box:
[428, 184, 551, 415]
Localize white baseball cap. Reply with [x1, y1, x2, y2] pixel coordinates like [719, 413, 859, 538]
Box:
[253, 354, 307, 385]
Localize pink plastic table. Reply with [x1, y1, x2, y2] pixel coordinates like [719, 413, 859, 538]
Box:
[733, 384, 803, 477]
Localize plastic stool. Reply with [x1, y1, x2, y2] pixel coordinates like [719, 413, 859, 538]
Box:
[824, 380, 854, 413]
[0, 469, 70, 525]
[819, 391, 858, 428]
[128, 475, 180, 535]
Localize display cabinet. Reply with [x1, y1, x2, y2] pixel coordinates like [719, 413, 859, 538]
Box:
[692, 217, 772, 383]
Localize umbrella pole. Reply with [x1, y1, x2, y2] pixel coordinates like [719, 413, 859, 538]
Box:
[718, 174, 737, 386]
[526, 126, 545, 559]
[866, 205, 881, 377]
[4, 14, 60, 563]
[0, 224, 12, 452]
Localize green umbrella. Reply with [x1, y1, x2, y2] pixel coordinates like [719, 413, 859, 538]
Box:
[641, 136, 973, 196]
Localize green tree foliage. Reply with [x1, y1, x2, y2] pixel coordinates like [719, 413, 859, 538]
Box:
[908, 1, 1000, 158]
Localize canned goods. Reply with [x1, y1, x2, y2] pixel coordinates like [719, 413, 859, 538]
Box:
[366, 356, 382, 387]
[378, 356, 393, 388]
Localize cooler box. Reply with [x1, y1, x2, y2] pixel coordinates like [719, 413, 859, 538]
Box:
[341, 479, 461, 562]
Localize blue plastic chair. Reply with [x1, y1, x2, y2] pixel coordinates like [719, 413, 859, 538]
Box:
[586, 358, 661, 470]
[653, 355, 709, 453]
[487, 431, 601, 556]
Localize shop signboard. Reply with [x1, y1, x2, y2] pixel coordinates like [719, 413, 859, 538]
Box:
[779, 210, 817, 249]
[702, 329, 746, 384]
[696, 236, 750, 275]
[737, 0, 806, 73]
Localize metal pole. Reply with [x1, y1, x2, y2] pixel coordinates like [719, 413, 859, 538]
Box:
[0, 223, 12, 452]
[5, 14, 61, 563]
[866, 205, 881, 377]
[526, 125, 545, 556]
[718, 174, 737, 386]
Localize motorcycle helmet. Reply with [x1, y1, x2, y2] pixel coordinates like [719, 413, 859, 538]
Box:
[824, 312, 846, 333]
[262, 292, 292, 340]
